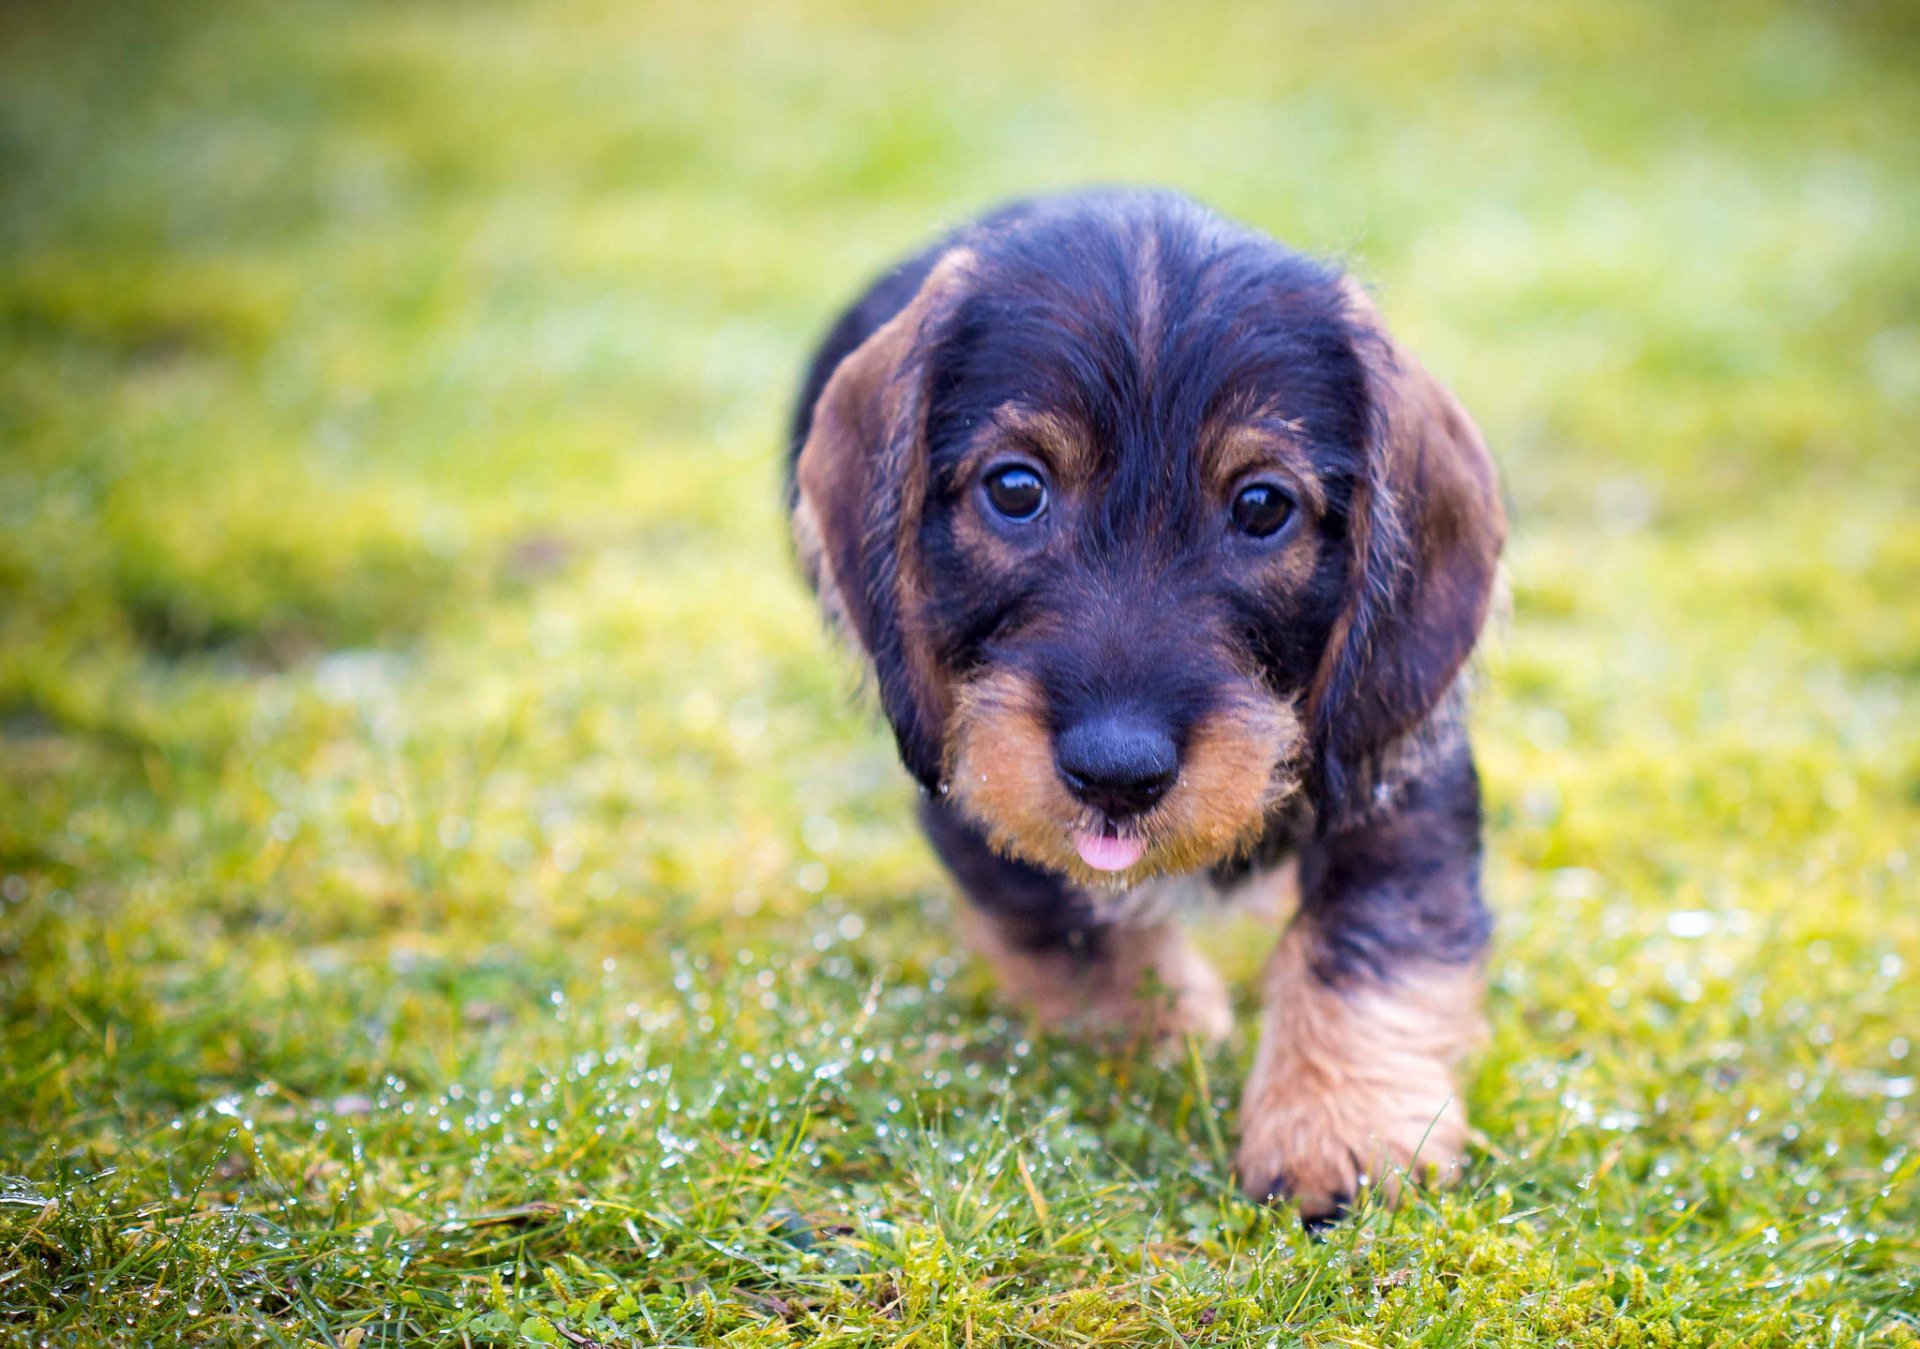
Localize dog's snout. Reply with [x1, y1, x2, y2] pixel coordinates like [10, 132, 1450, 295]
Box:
[1055, 715, 1177, 819]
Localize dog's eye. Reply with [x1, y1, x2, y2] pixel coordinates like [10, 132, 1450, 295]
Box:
[1231, 482, 1295, 538]
[982, 465, 1048, 522]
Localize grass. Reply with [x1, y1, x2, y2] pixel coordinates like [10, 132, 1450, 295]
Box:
[2, 0, 1917, 1343]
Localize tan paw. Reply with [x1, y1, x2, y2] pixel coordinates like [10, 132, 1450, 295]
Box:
[1235, 1061, 1467, 1223]
[1115, 935, 1232, 1047]
[963, 913, 1232, 1047]
[1235, 928, 1483, 1224]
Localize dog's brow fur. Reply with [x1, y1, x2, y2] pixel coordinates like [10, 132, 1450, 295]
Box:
[1202, 421, 1326, 507]
[977, 404, 1099, 488]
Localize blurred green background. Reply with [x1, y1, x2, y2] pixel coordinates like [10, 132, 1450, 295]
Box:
[2, 0, 1917, 1344]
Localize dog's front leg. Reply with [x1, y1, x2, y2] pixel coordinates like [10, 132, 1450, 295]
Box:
[1235, 746, 1491, 1223]
[956, 907, 1233, 1046]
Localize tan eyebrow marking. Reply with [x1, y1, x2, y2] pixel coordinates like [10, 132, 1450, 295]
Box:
[970, 403, 1099, 488]
[1206, 420, 1327, 514]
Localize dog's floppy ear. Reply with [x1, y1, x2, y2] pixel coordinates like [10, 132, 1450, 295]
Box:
[1309, 282, 1505, 817]
[793, 250, 974, 792]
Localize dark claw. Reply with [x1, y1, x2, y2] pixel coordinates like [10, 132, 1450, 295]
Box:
[1257, 1173, 1352, 1234]
[1299, 1195, 1351, 1236]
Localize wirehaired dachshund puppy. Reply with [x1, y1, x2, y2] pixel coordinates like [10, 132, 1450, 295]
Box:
[786, 189, 1504, 1224]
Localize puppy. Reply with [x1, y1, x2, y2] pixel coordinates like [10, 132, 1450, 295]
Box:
[786, 189, 1504, 1223]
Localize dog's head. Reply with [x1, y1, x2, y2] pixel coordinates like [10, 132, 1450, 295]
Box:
[794, 193, 1503, 888]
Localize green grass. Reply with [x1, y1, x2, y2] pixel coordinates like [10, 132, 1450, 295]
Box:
[3, 0, 1918, 1343]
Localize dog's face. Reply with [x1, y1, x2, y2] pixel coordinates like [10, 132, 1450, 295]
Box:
[795, 196, 1502, 888]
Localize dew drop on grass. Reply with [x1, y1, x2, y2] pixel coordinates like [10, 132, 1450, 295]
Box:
[1666, 910, 1714, 938]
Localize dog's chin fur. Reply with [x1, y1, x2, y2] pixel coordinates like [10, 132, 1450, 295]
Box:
[944, 668, 1306, 890]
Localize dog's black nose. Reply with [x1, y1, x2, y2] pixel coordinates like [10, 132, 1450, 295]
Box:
[1056, 715, 1178, 819]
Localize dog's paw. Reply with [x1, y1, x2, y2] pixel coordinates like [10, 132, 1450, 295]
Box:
[964, 914, 1232, 1048]
[1046, 925, 1233, 1049]
[1235, 935, 1482, 1225]
[1234, 1068, 1467, 1223]
[1116, 935, 1232, 1047]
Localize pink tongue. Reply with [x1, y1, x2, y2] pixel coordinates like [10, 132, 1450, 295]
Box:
[1073, 829, 1146, 873]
